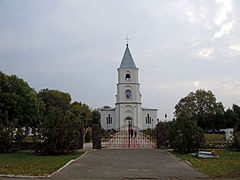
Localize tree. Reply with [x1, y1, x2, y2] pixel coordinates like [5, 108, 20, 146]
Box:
[175, 89, 224, 130]
[82, 104, 92, 128]
[232, 129, 240, 151]
[167, 110, 205, 153]
[0, 72, 15, 152]
[0, 72, 42, 152]
[156, 122, 168, 148]
[37, 89, 80, 154]
[224, 109, 239, 128]
[222, 104, 240, 129]
[69, 101, 92, 128]
[91, 110, 101, 125]
[232, 104, 240, 129]
[7, 74, 43, 132]
[233, 104, 240, 117]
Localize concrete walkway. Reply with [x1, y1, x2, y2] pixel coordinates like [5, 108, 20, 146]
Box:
[51, 149, 208, 180]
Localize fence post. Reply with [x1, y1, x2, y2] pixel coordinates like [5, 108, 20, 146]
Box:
[156, 124, 161, 149]
[92, 124, 101, 149]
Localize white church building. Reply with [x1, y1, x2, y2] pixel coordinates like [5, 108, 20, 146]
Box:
[101, 44, 158, 130]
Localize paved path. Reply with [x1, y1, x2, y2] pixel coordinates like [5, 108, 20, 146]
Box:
[51, 149, 208, 180]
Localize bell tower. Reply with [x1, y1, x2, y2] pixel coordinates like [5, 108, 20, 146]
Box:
[115, 44, 142, 128]
[100, 42, 158, 130]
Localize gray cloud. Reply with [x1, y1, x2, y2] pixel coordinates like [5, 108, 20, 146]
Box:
[0, 0, 240, 120]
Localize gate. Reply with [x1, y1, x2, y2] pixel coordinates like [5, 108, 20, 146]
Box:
[101, 123, 157, 149]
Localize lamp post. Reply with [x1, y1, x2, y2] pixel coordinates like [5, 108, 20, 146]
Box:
[106, 117, 109, 130]
[164, 113, 167, 122]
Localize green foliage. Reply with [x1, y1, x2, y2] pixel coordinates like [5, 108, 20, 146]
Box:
[101, 128, 116, 140]
[156, 122, 168, 148]
[224, 105, 240, 128]
[229, 129, 240, 152]
[0, 72, 15, 152]
[0, 72, 104, 153]
[0, 72, 42, 152]
[91, 110, 101, 124]
[141, 128, 156, 138]
[0, 114, 15, 152]
[175, 89, 224, 130]
[233, 104, 240, 118]
[85, 129, 91, 143]
[37, 89, 81, 154]
[168, 110, 205, 153]
[38, 88, 71, 112]
[204, 134, 226, 143]
[69, 101, 92, 128]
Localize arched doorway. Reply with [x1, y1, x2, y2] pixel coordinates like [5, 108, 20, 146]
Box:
[125, 116, 133, 127]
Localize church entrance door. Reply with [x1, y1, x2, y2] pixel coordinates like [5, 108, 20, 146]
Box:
[101, 120, 156, 149]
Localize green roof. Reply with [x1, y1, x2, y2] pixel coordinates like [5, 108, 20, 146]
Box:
[119, 45, 137, 69]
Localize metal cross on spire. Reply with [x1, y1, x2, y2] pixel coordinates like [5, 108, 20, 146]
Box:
[125, 36, 130, 47]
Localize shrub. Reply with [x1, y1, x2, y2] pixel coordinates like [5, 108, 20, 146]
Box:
[101, 129, 116, 140]
[37, 108, 81, 154]
[156, 122, 168, 148]
[204, 134, 226, 143]
[0, 72, 43, 152]
[0, 112, 15, 152]
[37, 89, 81, 154]
[85, 129, 91, 143]
[230, 129, 240, 151]
[167, 112, 205, 153]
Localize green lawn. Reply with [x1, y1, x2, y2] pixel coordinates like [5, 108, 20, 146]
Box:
[0, 151, 85, 176]
[204, 134, 226, 143]
[170, 150, 240, 178]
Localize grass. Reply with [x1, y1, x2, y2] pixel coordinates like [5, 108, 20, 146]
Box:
[170, 150, 240, 178]
[204, 134, 226, 143]
[0, 151, 85, 176]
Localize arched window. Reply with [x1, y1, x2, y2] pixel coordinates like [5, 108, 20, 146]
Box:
[146, 114, 151, 124]
[125, 89, 132, 99]
[125, 74, 131, 80]
[106, 114, 112, 124]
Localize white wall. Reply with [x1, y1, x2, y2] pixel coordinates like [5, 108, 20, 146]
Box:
[225, 128, 233, 140]
[101, 109, 115, 130]
[142, 109, 158, 129]
[118, 68, 138, 84]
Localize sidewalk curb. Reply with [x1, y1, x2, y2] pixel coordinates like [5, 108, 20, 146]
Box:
[0, 151, 88, 179]
[48, 151, 88, 177]
[167, 151, 193, 167]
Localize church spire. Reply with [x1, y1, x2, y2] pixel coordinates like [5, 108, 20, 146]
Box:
[119, 44, 137, 69]
[125, 36, 130, 47]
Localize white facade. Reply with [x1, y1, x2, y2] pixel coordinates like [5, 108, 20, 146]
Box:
[225, 128, 233, 141]
[101, 45, 158, 130]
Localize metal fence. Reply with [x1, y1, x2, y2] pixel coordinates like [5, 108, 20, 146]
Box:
[101, 124, 156, 149]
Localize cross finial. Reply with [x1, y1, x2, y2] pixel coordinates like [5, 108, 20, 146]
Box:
[125, 36, 130, 47]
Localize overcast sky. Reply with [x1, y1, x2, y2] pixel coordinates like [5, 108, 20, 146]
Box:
[1, 0, 240, 120]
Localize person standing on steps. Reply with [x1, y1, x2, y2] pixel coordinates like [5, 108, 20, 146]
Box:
[131, 128, 133, 137]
